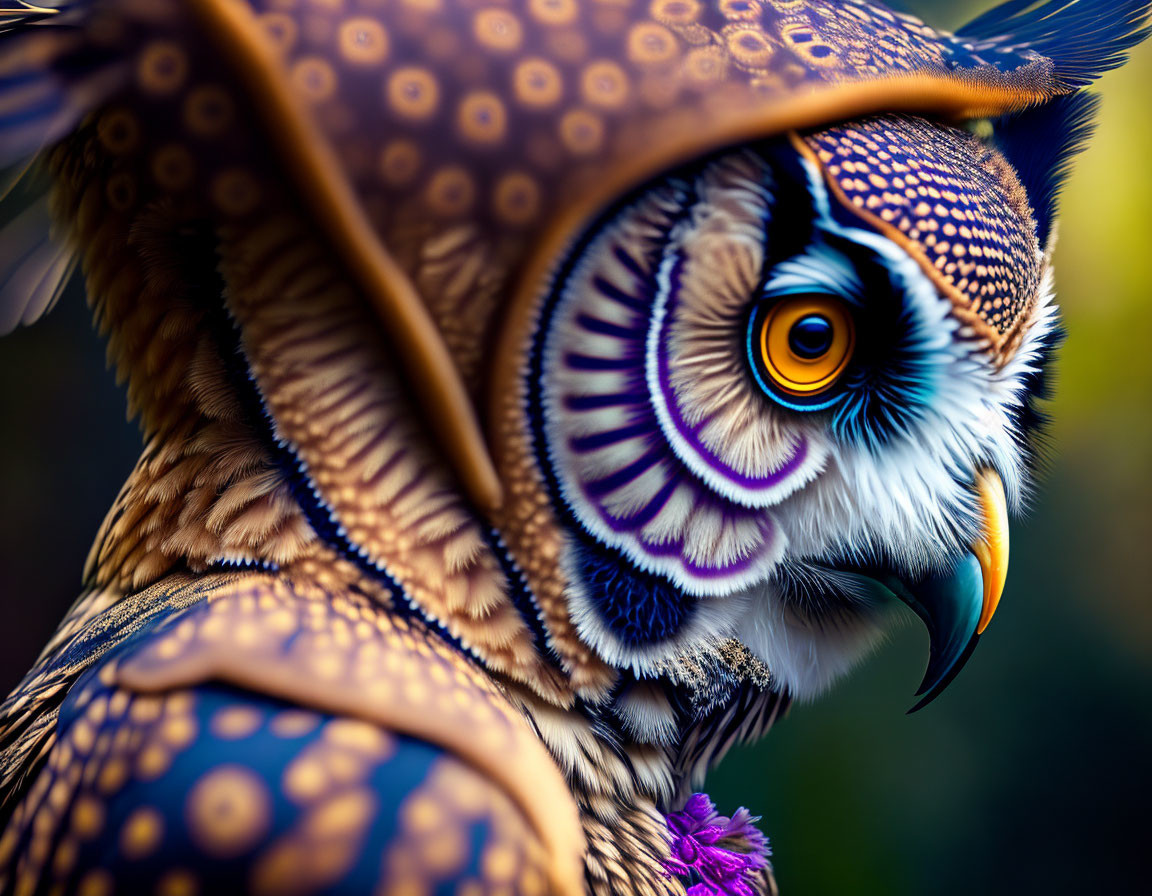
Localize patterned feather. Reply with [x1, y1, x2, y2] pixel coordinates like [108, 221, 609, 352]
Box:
[0, 1, 119, 333]
[0, 2, 1147, 893]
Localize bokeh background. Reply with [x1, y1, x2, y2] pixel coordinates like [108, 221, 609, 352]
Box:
[1, 2, 1149, 894]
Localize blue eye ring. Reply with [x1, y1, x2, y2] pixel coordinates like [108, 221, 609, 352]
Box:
[746, 294, 856, 412]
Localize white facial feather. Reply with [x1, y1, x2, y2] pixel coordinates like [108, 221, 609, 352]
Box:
[734, 580, 890, 700]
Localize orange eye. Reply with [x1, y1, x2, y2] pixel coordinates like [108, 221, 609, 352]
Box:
[754, 294, 855, 399]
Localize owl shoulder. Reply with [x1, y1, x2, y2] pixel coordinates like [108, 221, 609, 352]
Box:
[0, 572, 585, 896]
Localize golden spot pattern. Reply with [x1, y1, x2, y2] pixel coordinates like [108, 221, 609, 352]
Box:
[456, 90, 509, 144]
[493, 171, 542, 226]
[105, 173, 137, 212]
[580, 60, 630, 109]
[474, 8, 525, 53]
[725, 25, 776, 69]
[183, 85, 236, 137]
[151, 144, 196, 191]
[136, 41, 188, 95]
[379, 139, 424, 185]
[0, 623, 560, 895]
[529, 0, 579, 27]
[258, 11, 298, 53]
[209, 705, 265, 740]
[338, 17, 390, 65]
[210, 169, 262, 217]
[558, 108, 604, 155]
[426, 165, 477, 215]
[96, 109, 140, 155]
[626, 22, 678, 65]
[386, 67, 441, 121]
[650, 0, 703, 27]
[290, 56, 338, 103]
[187, 766, 273, 858]
[513, 57, 565, 107]
[684, 45, 728, 84]
[119, 806, 164, 860]
[805, 116, 1041, 345]
[210, 0, 959, 248]
[383, 759, 550, 895]
[156, 870, 199, 896]
[720, 0, 764, 22]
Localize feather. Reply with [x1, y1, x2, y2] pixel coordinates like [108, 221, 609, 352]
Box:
[0, 2, 63, 33]
[957, 0, 1152, 88]
[0, 194, 73, 334]
[0, 1, 125, 168]
[989, 90, 1102, 248]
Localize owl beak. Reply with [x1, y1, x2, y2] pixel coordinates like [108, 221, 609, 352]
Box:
[894, 468, 1009, 712]
[972, 468, 1009, 637]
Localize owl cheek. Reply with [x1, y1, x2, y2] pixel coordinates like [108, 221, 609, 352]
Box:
[542, 318, 789, 596]
[562, 533, 755, 669]
[646, 247, 831, 508]
[532, 163, 813, 598]
[547, 433, 785, 596]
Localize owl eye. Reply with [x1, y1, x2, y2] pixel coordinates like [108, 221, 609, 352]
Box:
[747, 294, 856, 410]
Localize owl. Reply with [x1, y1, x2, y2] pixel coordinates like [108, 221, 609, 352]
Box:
[0, 1, 1146, 894]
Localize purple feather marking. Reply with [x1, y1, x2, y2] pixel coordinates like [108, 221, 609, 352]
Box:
[664, 793, 771, 896]
[549, 233, 784, 586]
[589, 471, 681, 530]
[584, 446, 665, 496]
[653, 256, 810, 493]
[635, 531, 773, 579]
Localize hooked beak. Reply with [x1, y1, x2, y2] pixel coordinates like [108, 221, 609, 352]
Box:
[895, 468, 1009, 712]
[830, 468, 1009, 712]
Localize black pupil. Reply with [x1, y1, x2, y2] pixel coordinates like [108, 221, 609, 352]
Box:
[788, 314, 834, 359]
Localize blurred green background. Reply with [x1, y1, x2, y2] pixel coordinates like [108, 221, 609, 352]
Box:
[1, 2, 1149, 894]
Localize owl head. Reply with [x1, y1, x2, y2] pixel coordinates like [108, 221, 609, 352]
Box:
[1, 0, 1147, 720]
[528, 123, 1037, 707]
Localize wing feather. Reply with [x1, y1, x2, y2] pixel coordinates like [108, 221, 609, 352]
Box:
[0, 194, 72, 334]
[958, 0, 1152, 87]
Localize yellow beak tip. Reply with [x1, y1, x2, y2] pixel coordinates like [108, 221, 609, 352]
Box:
[973, 468, 1009, 636]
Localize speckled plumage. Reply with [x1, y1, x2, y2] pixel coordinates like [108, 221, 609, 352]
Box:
[0, 1, 1147, 893]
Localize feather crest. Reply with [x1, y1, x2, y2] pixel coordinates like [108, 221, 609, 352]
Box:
[958, 0, 1152, 88]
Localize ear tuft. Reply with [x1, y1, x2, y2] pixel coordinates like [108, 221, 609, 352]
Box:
[987, 91, 1101, 249]
[957, 0, 1152, 89]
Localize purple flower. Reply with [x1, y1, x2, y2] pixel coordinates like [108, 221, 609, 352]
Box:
[663, 794, 771, 896]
